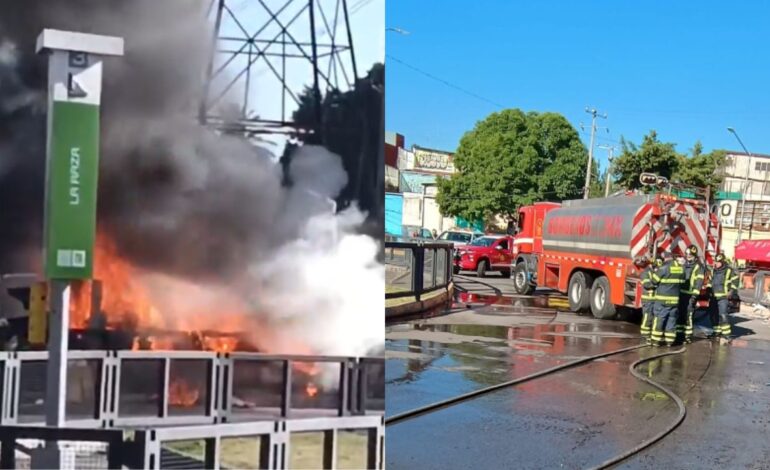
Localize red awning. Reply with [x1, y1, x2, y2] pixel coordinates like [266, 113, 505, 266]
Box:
[734, 240, 770, 262]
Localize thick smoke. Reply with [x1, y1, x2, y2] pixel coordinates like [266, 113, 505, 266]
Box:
[0, 1, 383, 356]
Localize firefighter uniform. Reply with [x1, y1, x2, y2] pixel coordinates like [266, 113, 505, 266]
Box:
[639, 259, 657, 342]
[708, 255, 740, 338]
[650, 257, 685, 346]
[680, 256, 705, 343]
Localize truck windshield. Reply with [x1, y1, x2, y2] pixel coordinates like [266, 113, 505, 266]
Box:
[469, 237, 496, 247]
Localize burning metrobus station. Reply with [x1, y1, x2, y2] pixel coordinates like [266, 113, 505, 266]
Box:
[0, 23, 384, 470]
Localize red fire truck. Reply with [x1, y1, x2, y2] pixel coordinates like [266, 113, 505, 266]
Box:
[510, 192, 721, 319]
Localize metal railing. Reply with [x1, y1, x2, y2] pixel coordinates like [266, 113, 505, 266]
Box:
[0, 351, 384, 428]
[385, 240, 454, 303]
[0, 414, 384, 469]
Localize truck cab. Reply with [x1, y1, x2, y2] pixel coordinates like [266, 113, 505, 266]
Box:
[511, 202, 560, 292]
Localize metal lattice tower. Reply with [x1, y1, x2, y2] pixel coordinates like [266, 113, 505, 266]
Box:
[200, 0, 359, 136]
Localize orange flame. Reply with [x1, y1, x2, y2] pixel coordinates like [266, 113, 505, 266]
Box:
[70, 234, 163, 330]
[199, 334, 238, 353]
[69, 232, 252, 352]
[306, 382, 318, 398]
[168, 378, 200, 407]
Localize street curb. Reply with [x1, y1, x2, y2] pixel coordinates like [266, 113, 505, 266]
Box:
[385, 282, 454, 319]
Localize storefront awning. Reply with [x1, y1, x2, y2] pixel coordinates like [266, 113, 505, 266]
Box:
[734, 240, 770, 262]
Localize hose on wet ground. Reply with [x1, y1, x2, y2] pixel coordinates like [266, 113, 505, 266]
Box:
[588, 346, 688, 470]
[385, 343, 649, 426]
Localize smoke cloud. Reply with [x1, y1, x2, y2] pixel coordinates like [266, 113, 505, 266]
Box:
[0, 1, 383, 356]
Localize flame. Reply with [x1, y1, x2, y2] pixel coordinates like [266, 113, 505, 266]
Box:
[66, 231, 321, 358]
[69, 232, 252, 352]
[306, 382, 318, 398]
[199, 334, 238, 353]
[70, 234, 163, 330]
[168, 378, 200, 407]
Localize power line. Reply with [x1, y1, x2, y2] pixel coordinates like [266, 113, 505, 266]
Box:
[350, 0, 376, 16]
[386, 54, 506, 109]
[580, 130, 620, 145]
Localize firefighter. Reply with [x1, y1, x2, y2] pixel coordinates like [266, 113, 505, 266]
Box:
[707, 253, 740, 342]
[650, 251, 685, 347]
[680, 245, 705, 343]
[636, 256, 656, 343]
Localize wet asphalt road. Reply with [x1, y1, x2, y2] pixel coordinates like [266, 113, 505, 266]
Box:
[386, 274, 770, 469]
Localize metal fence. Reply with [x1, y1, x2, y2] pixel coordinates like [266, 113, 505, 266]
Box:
[0, 414, 384, 469]
[739, 269, 770, 307]
[0, 351, 384, 428]
[385, 240, 453, 303]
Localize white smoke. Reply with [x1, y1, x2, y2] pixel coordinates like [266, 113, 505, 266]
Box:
[133, 146, 385, 358]
[249, 205, 384, 357]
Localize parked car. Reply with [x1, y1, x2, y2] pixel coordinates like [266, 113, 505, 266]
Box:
[436, 229, 483, 247]
[402, 225, 435, 240]
[453, 235, 514, 277]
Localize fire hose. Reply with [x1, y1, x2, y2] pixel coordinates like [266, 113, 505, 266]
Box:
[588, 346, 687, 470]
[386, 342, 690, 469]
[385, 343, 648, 426]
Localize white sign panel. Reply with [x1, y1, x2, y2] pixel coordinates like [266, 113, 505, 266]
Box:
[717, 200, 737, 228]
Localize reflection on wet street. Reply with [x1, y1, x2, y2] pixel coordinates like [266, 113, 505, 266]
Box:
[386, 276, 770, 469]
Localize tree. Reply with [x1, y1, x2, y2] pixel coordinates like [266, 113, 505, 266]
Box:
[612, 130, 682, 190]
[436, 109, 588, 221]
[673, 141, 727, 194]
[289, 63, 384, 229]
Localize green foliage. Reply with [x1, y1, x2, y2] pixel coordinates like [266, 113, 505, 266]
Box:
[612, 130, 682, 190]
[436, 109, 587, 221]
[587, 160, 605, 198]
[611, 133, 727, 195]
[673, 141, 727, 194]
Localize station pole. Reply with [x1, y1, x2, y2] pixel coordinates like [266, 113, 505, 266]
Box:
[35, 29, 123, 468]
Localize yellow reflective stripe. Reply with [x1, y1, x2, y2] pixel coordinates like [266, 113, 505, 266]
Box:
[658, 279, 684, 283]
[692, 274, 705, 280]
[651, 273, 661, 281]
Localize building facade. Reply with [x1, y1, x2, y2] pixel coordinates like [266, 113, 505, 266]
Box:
[398, 145, 456, 234]
[716, 151, 770, 258]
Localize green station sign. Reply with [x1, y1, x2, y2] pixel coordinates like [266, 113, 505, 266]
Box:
[44, 101, 100, 279]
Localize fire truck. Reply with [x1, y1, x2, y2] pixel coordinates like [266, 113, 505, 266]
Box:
[510, 187, 722, 319]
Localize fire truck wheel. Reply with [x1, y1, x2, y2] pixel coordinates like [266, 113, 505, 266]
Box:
[477, 259, 488, 277]
[513, 262, 535, 295]
[590, 276, 616, 320]
[568, 271, 593, 313]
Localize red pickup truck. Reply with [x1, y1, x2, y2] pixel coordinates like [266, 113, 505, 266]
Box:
[453, 235, 514, 277]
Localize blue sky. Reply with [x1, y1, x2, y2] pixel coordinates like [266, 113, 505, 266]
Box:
[386, 0, 770, 170]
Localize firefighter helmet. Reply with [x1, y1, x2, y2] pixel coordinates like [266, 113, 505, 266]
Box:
[686, 245, 698, 256]
[715, 253, 726, 263]
[633, 257, 648, 268]
[654, 256, 664, 267]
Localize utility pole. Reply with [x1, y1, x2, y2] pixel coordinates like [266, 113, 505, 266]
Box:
[581, 107, 608, 199]
[598, 144, 616, 197]
[727, 127, 753, 243]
